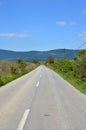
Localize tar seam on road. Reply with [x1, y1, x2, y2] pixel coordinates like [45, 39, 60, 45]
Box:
[17, 109, 30, 130]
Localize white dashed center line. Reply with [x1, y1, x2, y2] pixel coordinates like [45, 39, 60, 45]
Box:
[17, 109, 30, 130]
[36, 81, 40, 87]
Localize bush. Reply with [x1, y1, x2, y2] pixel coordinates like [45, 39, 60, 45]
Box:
[0, 60, 39, 87]
[45, 57, 54, 64]
[73, 50, 86, 79]
[57, 59, 73, 73]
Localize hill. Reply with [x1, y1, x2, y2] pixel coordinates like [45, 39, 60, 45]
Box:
[0, 49, 79, 61]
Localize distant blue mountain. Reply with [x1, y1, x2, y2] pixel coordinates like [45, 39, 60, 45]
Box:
[0, 49, 79, 61]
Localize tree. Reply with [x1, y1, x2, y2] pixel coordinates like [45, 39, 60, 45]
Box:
[57, 59, 72, 73]
[45, 57, 54, 64]
[73, 50, 86, 79]
[32, 60, 39, 64]
[17, 59, 27, 72]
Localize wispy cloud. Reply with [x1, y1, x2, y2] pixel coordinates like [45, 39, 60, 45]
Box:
[0, 33, 29, 38]
[78, 31, 86, 40]
[56, 21, 77, 27]
[56, 21, 67, 26]
[81, 9, 86, 14]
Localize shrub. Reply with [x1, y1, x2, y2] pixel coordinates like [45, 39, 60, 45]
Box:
[57, 59, 73, 73]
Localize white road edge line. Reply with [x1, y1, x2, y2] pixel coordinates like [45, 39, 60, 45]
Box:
[17, 109, 30, 130]
[36, 81, 40, 87]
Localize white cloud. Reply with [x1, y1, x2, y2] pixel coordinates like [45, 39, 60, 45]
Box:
[81, 9, 86, 14]
[0, 33, 29, 38]
[78, 31, 86, 40]
[56, 21, 67, 26]
[56, 21, 77, 27]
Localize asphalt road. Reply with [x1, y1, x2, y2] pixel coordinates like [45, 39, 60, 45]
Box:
[0, 65, 86, 130]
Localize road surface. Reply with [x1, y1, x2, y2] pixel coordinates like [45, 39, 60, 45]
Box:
[0, 65, 86, 130]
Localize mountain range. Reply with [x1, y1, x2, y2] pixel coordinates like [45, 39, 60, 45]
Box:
[0, 49, 79, 62]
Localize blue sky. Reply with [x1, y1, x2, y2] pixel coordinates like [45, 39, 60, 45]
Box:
[0, 0, 86, 51]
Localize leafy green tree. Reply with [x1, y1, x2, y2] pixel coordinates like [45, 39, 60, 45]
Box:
[17, 59, 27, 72]
[73, 50, 86, 79]
[45, 57, 54, 64]
[10, 63, 17, 74]
[78, 49, 86, 56]
[57, 59, 72, 73]
[32, 60, 39, 64]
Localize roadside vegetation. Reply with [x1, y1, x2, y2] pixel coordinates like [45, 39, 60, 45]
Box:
[45, 50, 86, 94]
[0, 59, 40, 87]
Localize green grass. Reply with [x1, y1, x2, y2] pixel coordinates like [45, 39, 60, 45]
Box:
[0, 68, 34, 87]
[48, 65, 86, 94]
